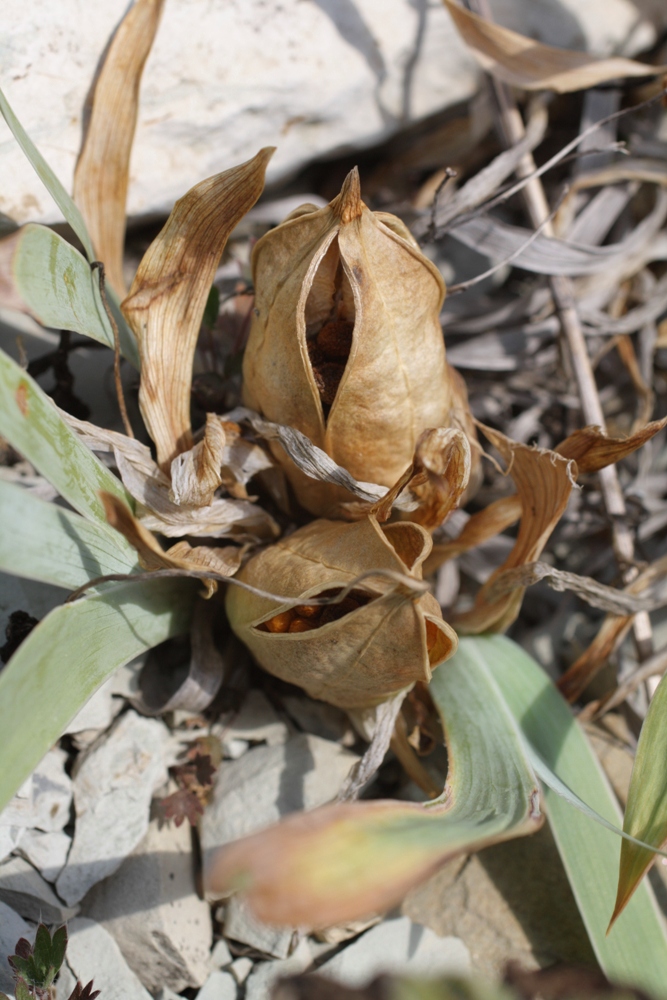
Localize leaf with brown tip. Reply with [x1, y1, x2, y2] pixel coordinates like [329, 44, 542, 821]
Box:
[203, 638, 541, 927]
[73, 0, 165, 297]
[442, 0, 666, 93]
[123, 148, 274, 469]
[611, 672, 667, 928]
[453, 425, 574, 634]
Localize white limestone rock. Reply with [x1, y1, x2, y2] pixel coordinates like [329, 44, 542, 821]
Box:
[244, 939, 314, 1000]
[200, 734, 358, 860]
[3, 1, 662, 229]
[83, 817, 212, 993]
[56, 711, 169, 905]
[197, 969, 237, 1000]
[230, 957, 253, 985]
[0, 748, 72, 834]
[65, 918, 152, 1000]
[0, 856, 78, 924]
[318, 916, 471, 987]
[213, 689, 289, 750]
[64, 675, 121, 736]
[0, 902, 32, 994]
[210, 938, 233, 970]
[17, 829, 71, 882]
[223, 897, 294, 960]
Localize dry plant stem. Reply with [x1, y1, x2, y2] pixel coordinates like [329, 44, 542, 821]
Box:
[590, 645, 667, 718]
[466, 0, 652, 660]
[91, 261, 134, 439]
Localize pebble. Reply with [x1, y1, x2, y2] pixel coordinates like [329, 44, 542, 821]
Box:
[65, 918, 153, 1000]
[0, 856, 78, 924]
[57, 711, 169, 905]
[201, 734, 358, 857]
[0, 901, 32, 994]
[318, 916, 470, 987]
[210, 938, 232, 970]
[230, 957, 253, 985]
[196, 969, 237, 1000]
[83, 817, 212, 993]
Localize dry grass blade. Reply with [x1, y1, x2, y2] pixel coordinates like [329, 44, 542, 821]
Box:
[123, 147, 274, 470]
[485, 561, 664, 616]
[452, 424, 574, 634]
[559, 555, 667, 701]
[442, 0, 666, 93]
[73, 0, 165, 297]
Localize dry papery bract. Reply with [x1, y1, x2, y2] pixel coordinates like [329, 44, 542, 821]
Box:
[225, 516, 456, 709]
[243, 167, 480, 518]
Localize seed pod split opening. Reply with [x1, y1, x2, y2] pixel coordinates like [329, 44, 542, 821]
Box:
[243, 168, 456, 517]
[225, 516, 457, 709]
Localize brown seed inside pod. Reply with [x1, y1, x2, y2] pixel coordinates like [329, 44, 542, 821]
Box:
[260, 610, 295, 633]
[316, 319, 354, 360]
[288, 617, 317, 633]
[312, 361, 346, 406]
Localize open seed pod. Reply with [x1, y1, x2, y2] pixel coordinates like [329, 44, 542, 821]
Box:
[243, 168, 472, 518]
[225, 516, 456, 709]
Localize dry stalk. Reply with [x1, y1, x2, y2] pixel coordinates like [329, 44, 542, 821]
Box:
[464, 0, 653, 661]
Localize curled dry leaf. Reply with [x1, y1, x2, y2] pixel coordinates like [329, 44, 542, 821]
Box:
[243, 167, 477, 518]
[443, 0, 667, 93]
[225, 516, 456, 709]
[452, 425, 575, 634]
[101, 491, 243, 597]
[123, 147, 274, 469]
[555, 416, 667, 473]
[73, 0, 165, 296]
[170, 413, 226, 507]
[63, 412, 279, 540]
[424, 494, 522, 576]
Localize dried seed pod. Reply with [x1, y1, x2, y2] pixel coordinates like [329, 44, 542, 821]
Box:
[243, 168, 464, 518]
[225, 516, 457, 709]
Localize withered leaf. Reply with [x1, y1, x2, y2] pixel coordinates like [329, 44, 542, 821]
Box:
[443, 0, 667, 93]
[160, 788, 204, 827]
[556, 416, 667, 474]
[63, 412, 278, 540]
[73, 0, 165, 296]
[101, 491, 243, 597]
[123, 147, 274, 470]
[452, 425, 575, 634]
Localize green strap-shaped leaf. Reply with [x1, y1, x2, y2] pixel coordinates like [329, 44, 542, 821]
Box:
[5, 224, 139, 366]
[0, 84, 95, 261]
[0, 88, 139, 366]
[0, 348, 131, 524]
[614, 670, 667, 924]
[0, 480, 139, 588]
[0, 577, 196, 812]
[205, 640, 541, 925]
[454, 635, 667, 998]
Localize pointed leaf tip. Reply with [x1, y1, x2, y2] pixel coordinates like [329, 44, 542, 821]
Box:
[334, 167, 363, 224]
